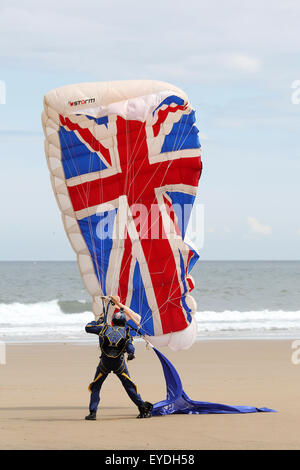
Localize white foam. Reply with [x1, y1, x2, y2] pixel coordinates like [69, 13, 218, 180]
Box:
[195, 310, 300, 331]
[1, 301, 300, 342]
[0, 300, 92, 325]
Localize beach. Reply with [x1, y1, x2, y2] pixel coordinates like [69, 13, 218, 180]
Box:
[1, 339, 300, 450]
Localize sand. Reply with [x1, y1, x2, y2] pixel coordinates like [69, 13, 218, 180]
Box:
[1, 339, 300, 450]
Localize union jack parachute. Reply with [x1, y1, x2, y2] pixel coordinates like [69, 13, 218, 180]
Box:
[42, 80, 202, 350]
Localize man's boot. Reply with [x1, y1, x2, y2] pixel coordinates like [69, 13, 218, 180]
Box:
[85, 411, 97, 420]
[137, 401, 153, 419]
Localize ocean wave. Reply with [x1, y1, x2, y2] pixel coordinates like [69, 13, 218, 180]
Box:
[0, 300, 93, 325]
[0, 300, 94, 341]
[58, 300, 92, 314]
[1, 301, 300, 341]
[195, 310, 300, 331]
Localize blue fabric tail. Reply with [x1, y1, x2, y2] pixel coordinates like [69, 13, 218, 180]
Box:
[151, 347, 276, 416]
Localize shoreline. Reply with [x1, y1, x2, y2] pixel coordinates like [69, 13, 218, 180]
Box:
[3, 332, 300, 345]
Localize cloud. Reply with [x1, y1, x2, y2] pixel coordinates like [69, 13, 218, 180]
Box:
[0, 1, 299, 83]
[247, 216, 272, 235]
[223, 54, 262, 73]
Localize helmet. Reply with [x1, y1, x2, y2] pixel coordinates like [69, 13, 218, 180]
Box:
[112, 309, 127, 326]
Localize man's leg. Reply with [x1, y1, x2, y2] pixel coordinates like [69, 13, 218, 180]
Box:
[86, 364, 108, 419]
[89, 374, 107, 412]
[115, 365, 152, 418]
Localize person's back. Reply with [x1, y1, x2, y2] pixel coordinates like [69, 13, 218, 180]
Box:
[99, 323, 132, 358]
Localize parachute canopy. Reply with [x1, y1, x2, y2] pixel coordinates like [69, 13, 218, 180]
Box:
[42, 80, 202, 350]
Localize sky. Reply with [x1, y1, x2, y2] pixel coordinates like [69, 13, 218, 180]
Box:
[0, 0, 299, 260]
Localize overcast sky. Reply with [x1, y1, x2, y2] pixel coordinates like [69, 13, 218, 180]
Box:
[0, 0, 299, 260]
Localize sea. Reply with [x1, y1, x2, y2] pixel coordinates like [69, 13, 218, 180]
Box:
[1, 260, 300, 343]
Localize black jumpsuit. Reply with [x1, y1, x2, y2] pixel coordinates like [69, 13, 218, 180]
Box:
[85, 320, 145, 413]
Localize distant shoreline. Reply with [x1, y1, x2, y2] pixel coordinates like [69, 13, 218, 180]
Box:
[3, 333, 300, 345]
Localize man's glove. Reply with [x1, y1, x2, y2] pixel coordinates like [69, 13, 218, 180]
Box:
[127, 353, 135, 361]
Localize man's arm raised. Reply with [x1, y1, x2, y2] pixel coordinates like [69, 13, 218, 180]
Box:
[109, 295, 142, 327]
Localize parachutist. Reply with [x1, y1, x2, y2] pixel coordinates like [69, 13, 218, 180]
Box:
[85, 308, 152, 420]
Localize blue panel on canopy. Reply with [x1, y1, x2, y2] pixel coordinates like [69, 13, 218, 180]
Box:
[161, 111, 200, 153]
[77, 209, 117, 295]
[59, 127, 107, 179]
[166, 191, 196, 238]
[129, 261, 154, 336]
